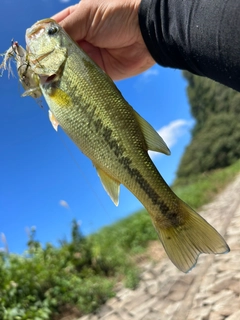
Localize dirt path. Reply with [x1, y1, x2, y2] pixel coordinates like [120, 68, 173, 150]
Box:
[78, 175, 240, 320]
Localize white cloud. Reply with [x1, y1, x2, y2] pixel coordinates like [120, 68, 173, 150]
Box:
[142, 68, 159, 78]
[59, 0, 71, 3]
[158, 119, 193, 148]
[149, 119, 194, 159]
[59, 199, 70, 210]
[139, 67, 160, 82]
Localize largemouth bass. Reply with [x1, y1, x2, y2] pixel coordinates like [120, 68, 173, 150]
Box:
[23, 18, 229, 272]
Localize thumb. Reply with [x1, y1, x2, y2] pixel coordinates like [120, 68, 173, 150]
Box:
[52, 3, 89, 42]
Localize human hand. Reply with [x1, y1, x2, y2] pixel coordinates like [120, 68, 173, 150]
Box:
[52, 0, 155, 80]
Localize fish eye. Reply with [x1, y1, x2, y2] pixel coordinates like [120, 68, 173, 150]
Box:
[47, 26, 59, 36]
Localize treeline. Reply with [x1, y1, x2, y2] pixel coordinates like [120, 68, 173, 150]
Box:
[177, 71, 240, 178]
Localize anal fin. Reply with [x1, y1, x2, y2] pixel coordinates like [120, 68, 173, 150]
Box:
[95, 166, 120, 206]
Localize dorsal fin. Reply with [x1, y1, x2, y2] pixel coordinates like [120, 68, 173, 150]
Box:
[134, 111, 170, 155]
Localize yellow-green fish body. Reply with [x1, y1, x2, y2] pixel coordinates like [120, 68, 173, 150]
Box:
[24, 19, 229, 272]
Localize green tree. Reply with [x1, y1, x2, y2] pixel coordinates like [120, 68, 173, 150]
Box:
[177, 72, 240, 178]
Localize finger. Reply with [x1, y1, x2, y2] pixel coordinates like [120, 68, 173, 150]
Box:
[57, 3, 90, 42]
[51, 4, 78, 23]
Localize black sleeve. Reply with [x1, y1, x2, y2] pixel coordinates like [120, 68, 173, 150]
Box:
[139, 0, 240, 92]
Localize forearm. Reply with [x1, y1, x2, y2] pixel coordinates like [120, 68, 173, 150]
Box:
[139, 0, 240, 91]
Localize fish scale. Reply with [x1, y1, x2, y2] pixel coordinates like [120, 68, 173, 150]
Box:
[45, 54, 147, 176]
[21, 18, 230, 273]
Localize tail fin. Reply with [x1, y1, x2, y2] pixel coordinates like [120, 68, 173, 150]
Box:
[153, 201, 230, 273]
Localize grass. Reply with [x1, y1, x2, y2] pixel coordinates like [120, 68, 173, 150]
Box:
[1, 159, 240, 319]
[172, 159, 240, 209]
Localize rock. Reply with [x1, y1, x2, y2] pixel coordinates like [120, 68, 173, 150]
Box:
[227, 310, 240, 320]
[115, 309, 133, 320]
[202, 290, 233, 306]
[142, 310, 163, 320]
[163, 301, 181, 316]
[105, 297, 120, 308]
[147, 283, 159, 296]
[200, 274, 217, 291]
[187, 306, 212, 320]
[168, 289, 187, 301]
[208, 311, 224, 320]
[115, 288, 133, 300]
[130, 296, 158, 316]
[212, 295, 240, 316]
[229, 280, 240, 294]
[97, 305, 113, 318]
[123, 292, 150, 312]
[210, 278, 237, 292]
[180, 274, 195, 285]
[100, 313, 121, 320]
[140, 270, 154, 281]
[77, 316, 90, 320]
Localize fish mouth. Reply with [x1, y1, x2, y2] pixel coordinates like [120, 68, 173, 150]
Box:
[25, 19, 57, 77]
[25, 18, 56, 48]
[25, 19, 64, 82]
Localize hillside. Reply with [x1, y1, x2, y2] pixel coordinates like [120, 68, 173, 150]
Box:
[1, 160, 240, 319]
[77, 173, 240, 320]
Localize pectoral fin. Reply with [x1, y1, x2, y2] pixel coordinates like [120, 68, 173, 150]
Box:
[95, 166, 120, 206]
[48, 110, 59, 131]
[21, 87, 42, 98]
[134, 111, 170, 155]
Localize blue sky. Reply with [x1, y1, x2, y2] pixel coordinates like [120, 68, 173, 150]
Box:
[0, 0, 194, 254]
